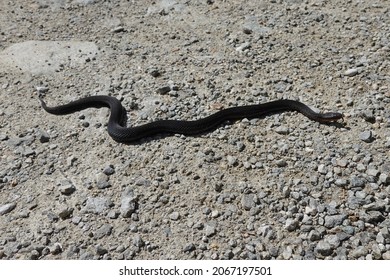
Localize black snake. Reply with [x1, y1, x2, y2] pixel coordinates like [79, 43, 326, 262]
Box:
[39, 95, 343, 143]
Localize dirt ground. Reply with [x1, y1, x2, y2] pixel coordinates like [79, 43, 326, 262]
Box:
[0, 0, 389, 260]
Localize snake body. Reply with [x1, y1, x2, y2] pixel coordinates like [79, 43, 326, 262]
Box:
[39, 95, 343, 143]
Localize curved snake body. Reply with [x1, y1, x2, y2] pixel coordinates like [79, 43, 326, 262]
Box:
[39, 95, 343, 143]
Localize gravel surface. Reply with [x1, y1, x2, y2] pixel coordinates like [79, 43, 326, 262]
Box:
[0, 0, 389, 260]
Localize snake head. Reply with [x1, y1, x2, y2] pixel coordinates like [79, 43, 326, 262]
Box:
[321, 112, 344, 122]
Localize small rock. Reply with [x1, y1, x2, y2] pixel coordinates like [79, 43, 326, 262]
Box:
[318, 164, 327, 174]
[383, 251, 390, 260]
[360, 211, 385, 224]
[183, 243, 195, 252]
[324, 234, 340, 249]
[360, 130, 374, 143]
[335, 178, 348, 187]
[58, 207, 73, 219]
[227, 155, 238, 166]
[133, 235, 144, 247]
[205, 223, 216, 237]
[169, 211, 180, 220]
[149, 68, 161, 77]
[344, 68, 358, 77]
[350, 176, 365, 188]
[112, 26, 125, 33]
[308, 230, 322, 241]
[102, 165, 115, 176]
[82, 197, 111, 214]
[274, 126, 289, 135]
[0, 202, 16, 215]
[49, 243, 62, 255]
[275, 159, 287, 167]
[324, 214, 347, 228]
[366, 168, 380, 178]
[58, 180, 76, 195]
[236, 42, 251, 52]
[95, 173, 111, 189]
[38, 130, 50, 143]
[157, 86, 171, 95]
[95, 224, 113, 239]
[36, 86, 49, 93]
[120, 187, 137, 218]
[285, 218, 299, 231]
[96, 245, 108, 255]
[350, 246, 368, 259]
[241, 194, 256, 210]
[315, 240, 333, 256]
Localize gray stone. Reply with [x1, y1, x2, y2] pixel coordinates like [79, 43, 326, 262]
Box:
[360, 130, 374, 143]
[102, 165, 115, 176]
[38, 130, 50, 143]
[82, 197, 111, 214]
[324, 214, 347, 228]
[344, 68, 358, 76]
[349, 246, 368, 259]
[157, 86, 171, 95]
[95, 224, 113, 239]
[315, 240, 333, 256]
[58, 207, 73, 219]
[120, 188, 137, 218]
[285, 218, 299, 231]
[95, 173, 111, 189]
[183, 243, 195, 252]
[205, 223, 216, 237]
[96, 245, 108, 255]
[350, 176, 365, 188]
[383, 251, 390, 260]
[0, 202, 16, 215]
[324, 234, 340, 249]
[133, 235, 144, 247]
[227, 155, 238, 166]
[169, 211, 180, 220]
[58, 180, 76, 195]
[241, 193, 257, 210]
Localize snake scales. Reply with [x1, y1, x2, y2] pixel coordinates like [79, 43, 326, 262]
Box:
[39, 95, 343, 143]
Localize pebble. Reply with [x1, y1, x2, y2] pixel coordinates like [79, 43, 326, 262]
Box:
[169, 211, 180, 220]
[102, 165, 115, 176]
[120, 187, 137, 218]
[241, 194, 257, 210]
[315, 240, 333, 256]
[58, 207, 74, 219]
[285, 218, 299, 231]
[133, 235, 144, 247]
[344, 68, 359, 77]
[157, 86, 171, 95]
[38, 130, 50, 143]
[95, 173, 111, 189]
[95, 224, 113, 239]
[58, 180, 76, 195]
[82, 197, 111, 214]
[236, 42, 251, 52]
[324, 214, 347, 228]
[360, 130, 374, 143]
[0, 203, 16, 215]
[205, 223, 216, 237]
[183, 243, 195, 252]
[226, 155, 238, 166]
[274, 126, 289, 135]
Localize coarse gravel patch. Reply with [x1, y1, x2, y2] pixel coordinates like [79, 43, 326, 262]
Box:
[0, 0, 389, 260]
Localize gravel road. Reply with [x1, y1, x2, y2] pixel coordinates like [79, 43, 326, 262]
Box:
[0, 0, 389, 260]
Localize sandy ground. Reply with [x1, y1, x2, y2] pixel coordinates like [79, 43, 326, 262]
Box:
[0, 0, 389, 259]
